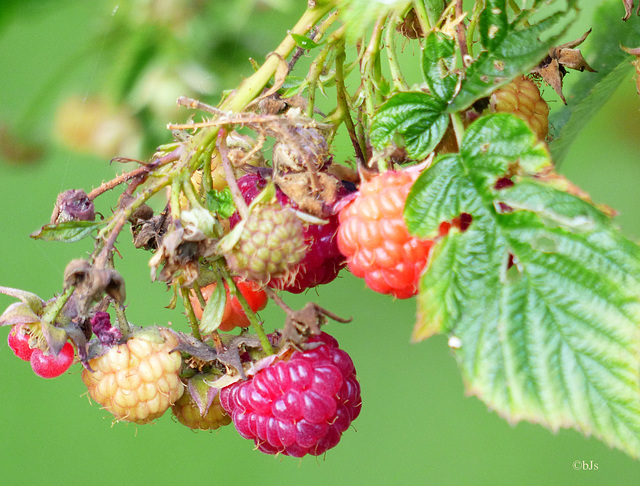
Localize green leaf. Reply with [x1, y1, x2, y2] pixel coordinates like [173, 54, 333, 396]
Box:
[30, 221, 103, 243]
[478, 0, 508, 50]
[370, 92, 449, 159]
[290, 32, 322, 50]
[420, 0, 444, 26]
[408, 113, 640, 458]
[340, 0, 411, 42]
[550, 0, 640, 164]
[422, 32, 458, 102]
[450, 14, 563, 111]
[200, 277, 226, 335]
[206, 188, 235, 219]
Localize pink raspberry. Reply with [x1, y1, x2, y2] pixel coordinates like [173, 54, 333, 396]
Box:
[219, 332, 361, 457]
[231, 174, 346, 293]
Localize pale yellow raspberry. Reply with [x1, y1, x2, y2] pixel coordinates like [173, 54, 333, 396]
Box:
[82, 328, 184, 424]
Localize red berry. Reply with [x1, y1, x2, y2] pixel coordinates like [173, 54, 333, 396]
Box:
[220, 332, 361, 457]
[30, 342, 75, 378]
[233, 174, 346, 293]
[190, 277, 268, 332]
[337, 170, 434, 299]
[7, 325, 34, 361]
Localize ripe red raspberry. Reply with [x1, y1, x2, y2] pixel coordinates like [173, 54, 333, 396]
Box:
[233, 174, 346, 293]
[219, 332, 361, 457]
[337, 170, 434, 299]
[30, 342, 75, 378]
[172, 391, 232, 431]
[7, 324, 34, 361]
[81, 328, 184, 424]
[490, 75, 549, 141]
[189, 277, 268, 332]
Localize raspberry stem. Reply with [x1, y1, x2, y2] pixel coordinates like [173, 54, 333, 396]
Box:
[42, 285, 74, 327]
[222, 273, 273, 355]
[386, 12, 409, 91]
[181, 287, 203, 341]
[114, 301, 132, 335]
[335, 40, 367, 166]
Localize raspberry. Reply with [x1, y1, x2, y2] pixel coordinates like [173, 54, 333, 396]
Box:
[490, 75, 549, 141]
[232, 174, 346, 293]
[81, 328, 184, 424]
[337, 170, 434, 299]
[7, 324, 34, 361]
[172, 390, 232, 431]
[189, 277, 268, 332]
[220, 332, 361, 457]
[224, 202, 306, 285]
[30, 342, 75, 378]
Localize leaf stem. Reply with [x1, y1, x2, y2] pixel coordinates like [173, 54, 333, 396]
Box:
[451, 112, 465, 148]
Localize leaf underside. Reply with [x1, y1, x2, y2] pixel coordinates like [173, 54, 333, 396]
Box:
[406, 113, 640, 458]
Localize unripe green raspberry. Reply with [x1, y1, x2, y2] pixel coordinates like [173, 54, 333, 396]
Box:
[81, 327, 184, 424]
[171, 391, 231, 431]
[225, 204, 306, 284]
[490, 76, 549, 141]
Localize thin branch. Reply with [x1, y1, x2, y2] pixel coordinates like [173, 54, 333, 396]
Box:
[217, 130, 249, 219]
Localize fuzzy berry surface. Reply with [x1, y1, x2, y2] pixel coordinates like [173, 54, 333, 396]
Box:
[190, 278, 268, 332]
[337, 170, 434, 299]
[172, 391, 232, 431]
[30, 342, 75, 378]
[490, 75, 549, 141]
[232, 173, 346, 293]
[81, 328, 184, 424]
[219, 332, 361, 457]
[225, 203, 306, 285]
[7, 325, 34, 361]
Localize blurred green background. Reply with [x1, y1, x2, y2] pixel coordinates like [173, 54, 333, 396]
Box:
[1, 1, 640, 485]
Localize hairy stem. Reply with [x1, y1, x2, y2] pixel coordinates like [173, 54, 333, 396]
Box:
[335, 41, 367, 166]
[223, 274, 274, 355]
[181, 287, 202, 341]
[41, 286, 75, 326]
[385, 14, 409, 91]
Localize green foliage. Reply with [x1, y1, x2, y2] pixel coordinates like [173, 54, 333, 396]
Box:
[206, 188, 235, 219]
[422, 32, 458, 102]
[339, 0, 411, 42]
[200, 276, 226, 334]
[450, 12, 563, 111]
[406, 114, 640, 457]
[290, 33, 322, 50]
[29, 221, 103, 243]
[370, 92, 449, 159]
[550, 1, 640, 164]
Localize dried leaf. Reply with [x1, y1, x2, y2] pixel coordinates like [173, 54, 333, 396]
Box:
[532, 30, 597, 103]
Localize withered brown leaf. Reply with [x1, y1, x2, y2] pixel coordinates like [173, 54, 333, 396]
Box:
[532, 30, 597, 104]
